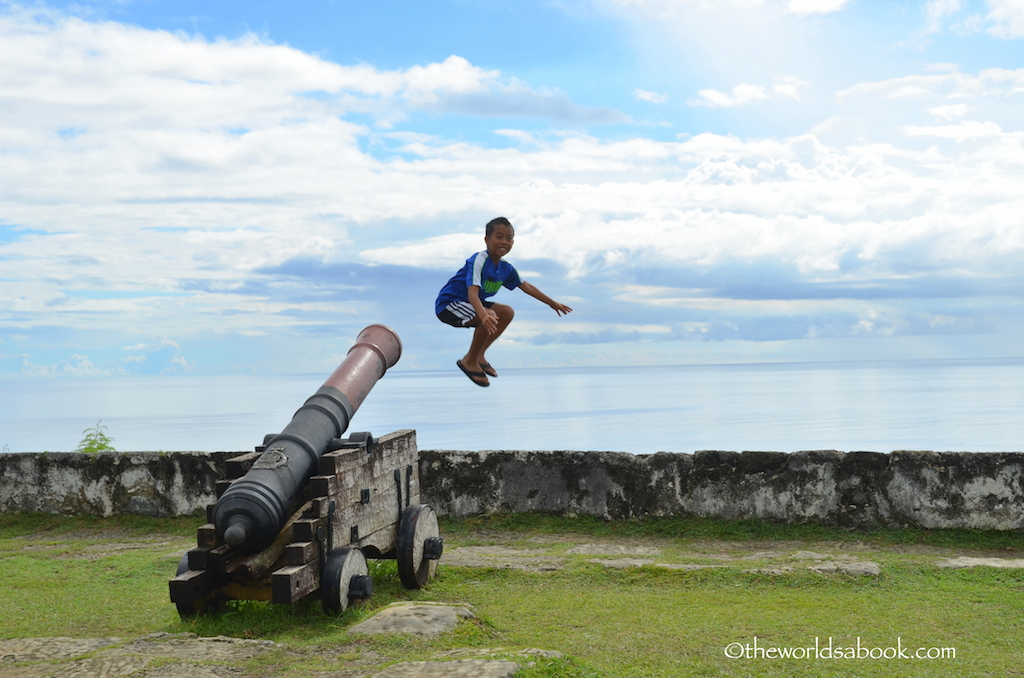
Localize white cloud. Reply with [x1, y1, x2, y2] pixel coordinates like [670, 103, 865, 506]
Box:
[358, 122, 1024, 281]
[691, 83, 769, 107]
[0, 8, 622, 137]
[903, 120, 1007, 141]
[19, 353, 106, 377]
[929, 103, 971, 119]
[987, 0, 1024, 38]
[837, 67, 1024, 100]
[361, 232, 481, 270]
[919, 0, 964, 36]
[786, 0, 849, 15]
[635, 88, 669, 103]
[771, 75, 810, 99]
[606, 0, 848, 16]
[0, 8, 634, 342]
[907, 1, 1024, 43]
[689, 76, 808, 107]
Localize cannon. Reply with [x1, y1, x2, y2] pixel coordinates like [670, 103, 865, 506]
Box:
[169, 324, 442, 617]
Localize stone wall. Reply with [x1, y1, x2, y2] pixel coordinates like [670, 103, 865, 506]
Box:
[0, 451, 232, 517]
[2, 447, 1024, 530]
[419, 449, 1024, 530]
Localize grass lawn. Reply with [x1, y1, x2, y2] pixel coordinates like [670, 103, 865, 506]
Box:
[1, 512, 1022, 677]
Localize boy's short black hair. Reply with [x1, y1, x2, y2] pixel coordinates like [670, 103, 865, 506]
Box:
[485, 217, 513, 237]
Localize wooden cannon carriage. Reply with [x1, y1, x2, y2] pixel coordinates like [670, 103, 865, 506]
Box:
[170, 429, 441, 616]
[168, 325, 442, 617]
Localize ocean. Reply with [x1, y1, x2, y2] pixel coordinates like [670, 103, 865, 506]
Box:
[1, 358, 1022, 455]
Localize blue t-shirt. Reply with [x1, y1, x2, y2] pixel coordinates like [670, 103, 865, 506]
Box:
[435, 251, 523, 315]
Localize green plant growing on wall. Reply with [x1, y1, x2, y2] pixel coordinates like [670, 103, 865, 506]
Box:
[2, 444, 8, 453]
[76, 421, 116, 454]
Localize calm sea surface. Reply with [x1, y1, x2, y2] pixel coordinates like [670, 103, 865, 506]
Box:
[1, 359, 1022, 454]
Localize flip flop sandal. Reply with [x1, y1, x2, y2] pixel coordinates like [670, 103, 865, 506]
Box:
[457, 359, 489, 387]
[479, 361, 498, 378]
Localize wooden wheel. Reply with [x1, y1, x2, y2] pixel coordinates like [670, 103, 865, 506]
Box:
[397, 504, 442, 589]
[321, 547, 371, 615]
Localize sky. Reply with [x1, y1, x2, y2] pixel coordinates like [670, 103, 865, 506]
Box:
[1, 0, 1023, 378]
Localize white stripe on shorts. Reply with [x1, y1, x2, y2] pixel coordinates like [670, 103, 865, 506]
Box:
[449, 301, 476, 324]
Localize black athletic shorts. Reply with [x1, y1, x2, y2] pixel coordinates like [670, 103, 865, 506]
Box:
[437, 300, 494, 328]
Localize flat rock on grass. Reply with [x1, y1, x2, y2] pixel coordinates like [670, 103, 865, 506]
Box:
[566, 544, 661, 556]
[0, 638, 121, 663]
[587, 558, 724, 571]
[370, 659, 519, 678]
[46, 655, 153, 677]
[790, 550, 834, 560]
[128, 664, 244, 678]
[809, 561, 881, 576]
[434, 648, 563, 660]
[587, 557, 655, 568]
[0, 635, 276, 678]
[115, 635, 277, 661]
[743, 567, 795, 575]
[653, 562, 724, 571]
[349, 603, 476, 638]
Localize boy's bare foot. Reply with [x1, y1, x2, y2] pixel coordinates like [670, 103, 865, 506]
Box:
[479, 361, 498, 378]
[457, 359, 489, 387]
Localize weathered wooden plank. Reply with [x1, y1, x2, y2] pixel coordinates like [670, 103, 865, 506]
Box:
[358, 522, 401, 557]
[332, 498, 391, 544]
[197, 524, 219, 548]
[169, 568, 220, 604]
[319, 430, 416, 476]
[306, 497, 331, 520]
[318, 451, 347, 476]
[328, 493, 412, 553]
[272, 562, 319, 604]
[331, 462, 419, 508]
[225, 580, 273, 602]
[333, 484, 370, 509]
[187, 546, 214, 571]
[225, 452, 262, 480]
[316, 435, 422, 556]
[319, 448, 363, 476]
[285, 541, 319, 566]
[292, 518, 321, 543]
[235, 500, 312, 581]
[208, 544, 247, 574]
[309, 474, 338, 499]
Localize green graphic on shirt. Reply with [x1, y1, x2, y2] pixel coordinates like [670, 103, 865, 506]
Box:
[483, 280, 503, 293]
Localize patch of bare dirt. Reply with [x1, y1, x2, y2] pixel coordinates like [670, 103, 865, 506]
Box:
[439, 532, 1024, 577]
[13, 530, 186, 543]
[442, 546, 563, 571]
[18, 539, 192, 560]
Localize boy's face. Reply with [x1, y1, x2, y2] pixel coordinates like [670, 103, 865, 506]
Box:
[485, 224, 514, 259]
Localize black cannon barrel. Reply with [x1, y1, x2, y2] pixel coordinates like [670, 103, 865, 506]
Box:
[213, 324, 402, 554]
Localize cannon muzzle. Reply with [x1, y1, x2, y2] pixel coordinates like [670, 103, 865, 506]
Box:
[213, 324, 401, 554]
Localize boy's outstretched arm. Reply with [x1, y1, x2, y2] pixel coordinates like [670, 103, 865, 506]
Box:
[519, 281, 573, 316]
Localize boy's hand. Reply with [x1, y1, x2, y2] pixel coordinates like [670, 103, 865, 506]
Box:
[481, 308, 500, 334]
[549, 301, 573, 316]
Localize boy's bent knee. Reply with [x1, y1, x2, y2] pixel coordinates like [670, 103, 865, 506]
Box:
[493, 303, 514, 320]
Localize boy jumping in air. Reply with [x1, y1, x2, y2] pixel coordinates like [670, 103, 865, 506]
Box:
[435, 216, 573, 387]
